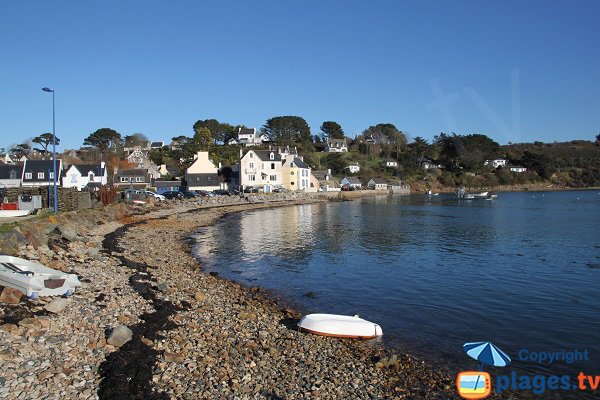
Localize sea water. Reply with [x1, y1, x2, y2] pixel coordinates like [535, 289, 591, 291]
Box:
[192, 190, 600, 375]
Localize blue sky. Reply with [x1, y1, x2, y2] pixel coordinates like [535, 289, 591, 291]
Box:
[1, 0, 599, 151]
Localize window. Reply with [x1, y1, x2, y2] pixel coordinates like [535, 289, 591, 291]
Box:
[290, 171, 294, 175]
[271, 163, 275, 169]
[135, 177, 143, 182]
[291, 181, 295, 186]
[270, 153, 274, 160]
[38, 172, 45, 179]
[25, 172, 32, 179]
[9, 170, 16, 179]
[249, 175, 256, 181]
[89, 172, 94, 180]
[49, 172, 54, 179]
[249, 153, 253, 158]
[249, 162, 254, 169]
[270, 175, 276, 181]
[120, 177, 128, 182]
[71, 174, 78, 183]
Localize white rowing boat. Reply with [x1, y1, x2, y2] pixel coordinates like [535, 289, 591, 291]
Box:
[0, 210, 32, 218]
[0, 255, 81, 299]
[298, 314, 383, 339]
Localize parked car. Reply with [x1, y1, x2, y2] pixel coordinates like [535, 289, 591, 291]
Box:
[180, 191, 199, 199]
[142, 190, 166, 201]
[212, 189, 230, 196]
[195, 190, 214, 197]
[162, 191, 183, 199]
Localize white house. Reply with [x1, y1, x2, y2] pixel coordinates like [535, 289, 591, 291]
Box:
[62, 162, 107, 191]
[237, 127, 266, 147]
[346, 163, 360, 174]
[239, 149, 283, 192]
[382, 158, 398, 168]
[325, 138, 348, 152]
[484, 158, 507, 169]
[509, 166, 527, 173]
[185, 151, 220, 191]
[340, 176, 362, 189]
[367, 178, 388, 190]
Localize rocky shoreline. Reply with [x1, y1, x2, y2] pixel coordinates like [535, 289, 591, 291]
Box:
[1, 195, 534, 399]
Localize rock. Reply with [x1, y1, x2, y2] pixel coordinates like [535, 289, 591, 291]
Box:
[44, 298, 68, 313]
[59, 226, 79, 242]
[156, 282, 168, 292]
[18, 318, 41, 329]
[107, 325, 133, 347]
[0, 324, 20, 335]
[194, 292, 207, 302]
[164, 352, 185, 363]
[37, 317, 51, 328]
[0, 286, 23, 304]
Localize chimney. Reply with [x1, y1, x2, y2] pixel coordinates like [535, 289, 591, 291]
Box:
[326, 169, 331, 180]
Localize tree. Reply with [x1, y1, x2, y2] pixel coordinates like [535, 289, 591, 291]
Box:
[595, 133, 600, 145]
[193, 127, 212, 150]
[320, 121, 345, 141]
[324, 153, 347, 175]
[408, 137, 430, 158]
[261, 116, 311, 146]
[123, 133, 149, 147]
[84, 128, 122, 153]
[32, 133, 60, 157]
[10, 143, 31, 158]
[193, 119, 237, 144]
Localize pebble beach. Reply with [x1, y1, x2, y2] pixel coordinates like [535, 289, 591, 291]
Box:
[1, 195, 530, 399]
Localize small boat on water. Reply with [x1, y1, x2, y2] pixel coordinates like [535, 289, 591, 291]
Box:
[0, 255, 80, 299]
[298, 314, 383, 339]
[472, 192, 489, 198]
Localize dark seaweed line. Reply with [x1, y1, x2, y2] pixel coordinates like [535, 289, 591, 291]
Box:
[98, 221, 183, 400]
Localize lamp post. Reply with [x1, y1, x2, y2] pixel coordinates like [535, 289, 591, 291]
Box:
[42, 87, 58, 214]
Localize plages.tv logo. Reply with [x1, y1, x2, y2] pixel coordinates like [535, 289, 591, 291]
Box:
[457, 341, 511, 399]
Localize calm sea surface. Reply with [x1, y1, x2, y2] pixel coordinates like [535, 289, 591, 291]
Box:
[191, 190, 600, 375]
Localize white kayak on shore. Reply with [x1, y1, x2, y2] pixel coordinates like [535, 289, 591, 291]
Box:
[0, 255, 81, 299]
[298, 314, 383, 339]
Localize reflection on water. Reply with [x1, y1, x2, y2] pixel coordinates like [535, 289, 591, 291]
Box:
[192, 191, 600, 375]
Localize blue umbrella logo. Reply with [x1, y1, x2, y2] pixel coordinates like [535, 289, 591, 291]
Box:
[463, 341, 511, 369]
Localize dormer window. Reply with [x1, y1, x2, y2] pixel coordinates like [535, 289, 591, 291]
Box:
[270, 152, 274, 160]
[89, 172, 95, 180]
[9, 170, 16, 179]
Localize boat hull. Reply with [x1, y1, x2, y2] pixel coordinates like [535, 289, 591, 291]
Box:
[0, 255, 80, 298]
[298, 314, 383, 339]
[0, 210, 32, 218]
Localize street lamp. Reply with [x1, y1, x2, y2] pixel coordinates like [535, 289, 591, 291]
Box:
[42, 87, 58, 214]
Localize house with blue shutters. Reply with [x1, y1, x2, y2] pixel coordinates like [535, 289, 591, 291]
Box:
[62, 162, 107, 191]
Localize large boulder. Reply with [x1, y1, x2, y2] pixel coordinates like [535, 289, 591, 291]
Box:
[107, 325, 133, 347]
[44, 298, 69, 313]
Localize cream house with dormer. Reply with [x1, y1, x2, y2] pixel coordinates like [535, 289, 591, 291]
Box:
[239, 149, 283, 192]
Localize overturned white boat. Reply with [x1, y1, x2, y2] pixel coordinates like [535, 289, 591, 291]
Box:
[0, 255, 80, 299]
[0, 210, 32, 218]
[298, 314, 383, 339]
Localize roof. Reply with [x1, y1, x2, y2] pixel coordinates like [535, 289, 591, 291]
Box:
[153, 180, 182, 188]
[238, 127, 256, 136]
[0, 164, 23, 180]
[69, 164, 104, 176]
[291, 158, 309, 169]
[117, 169, 147, 176]
[327, 139, 347, 147]
[150, 141, 164, 148]
[369, 178, 388, 184]
[384, 158, 397, 163]
[342, 177, 362, 184]
[186, 173, 219, 186]
[248, 150, 282, 162]
[22, 160, 63, 182]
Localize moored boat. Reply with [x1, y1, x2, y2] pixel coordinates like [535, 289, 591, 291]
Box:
[0, 255, 80, 298]
[298, 313, 383, 339]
